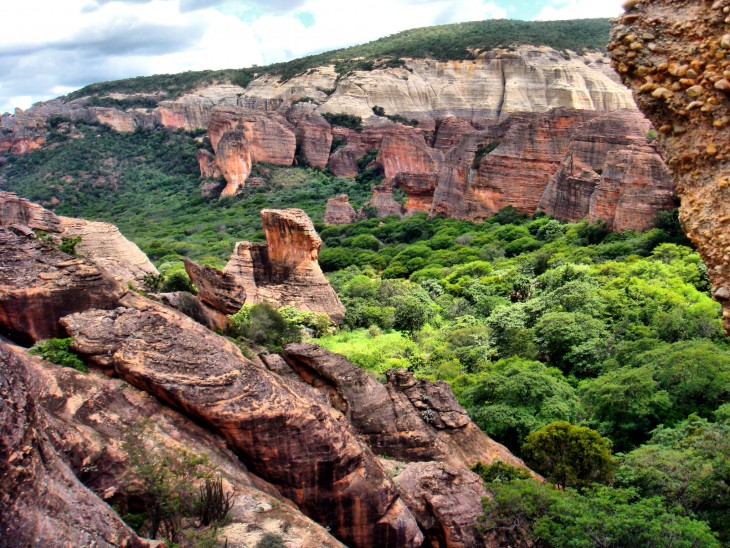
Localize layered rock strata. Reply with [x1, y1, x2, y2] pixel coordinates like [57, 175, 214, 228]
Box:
[0, 192, 158, 287]
[0, 229, 126, 343]
[2, 339, 343, 548]
[279, 344, 535, 547]
[609, 0, 730, 330]
[0, 339, 151, 548]
[59, 217, 158, 286]
[61, 293, 423, 547]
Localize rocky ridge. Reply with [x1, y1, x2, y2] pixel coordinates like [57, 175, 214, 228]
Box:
[609, 0, 730, 330]
[0, 195, 533, 546]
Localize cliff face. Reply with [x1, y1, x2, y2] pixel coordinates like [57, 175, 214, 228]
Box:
[609, 0, 730, 330]
[1, 45, 677, 228]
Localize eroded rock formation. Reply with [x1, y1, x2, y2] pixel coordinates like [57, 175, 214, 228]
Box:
[279, 343, 535, 547]
[183, 258, 246, 315]
[223, 209, 346, 323]
[0, 192, 158, 287]
[324, 194, 358, 225]
[59, 217, 158, 286]
[0, 339, 151, 548]
[0, 229, 126, 343]
[61, 293, 422, 547]
[609, 0, 730, 330]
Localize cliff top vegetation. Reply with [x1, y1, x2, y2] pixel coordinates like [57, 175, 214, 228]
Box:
[65, 18, 610, 101]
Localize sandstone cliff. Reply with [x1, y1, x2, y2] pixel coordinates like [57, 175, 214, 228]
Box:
[609, 0, 730, 330]
[324, 194, 359, 225]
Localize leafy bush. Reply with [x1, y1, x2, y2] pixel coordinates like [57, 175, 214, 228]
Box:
[29, 338, 88, 373]
[256, 533, 287, 548]
[322, 112, 362, 130]
[228, 303, 301, 351]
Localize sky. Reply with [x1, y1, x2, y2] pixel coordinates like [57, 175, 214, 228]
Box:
[0, 0, 624, 114]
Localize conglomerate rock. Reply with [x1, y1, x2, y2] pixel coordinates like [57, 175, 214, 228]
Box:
[61, 293, 423, 547]
[609, 0, 730, 331]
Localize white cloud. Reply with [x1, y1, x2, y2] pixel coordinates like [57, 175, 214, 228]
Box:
[534, 0, 623, 21]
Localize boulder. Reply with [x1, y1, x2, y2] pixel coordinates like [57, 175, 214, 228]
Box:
[183, 258, 246, 315]
[324, 194, 358, 225]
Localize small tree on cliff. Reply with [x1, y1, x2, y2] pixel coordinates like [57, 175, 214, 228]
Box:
[522, 421, 614, 490]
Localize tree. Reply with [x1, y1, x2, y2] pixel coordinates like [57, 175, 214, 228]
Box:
[521, 421, 614, 490]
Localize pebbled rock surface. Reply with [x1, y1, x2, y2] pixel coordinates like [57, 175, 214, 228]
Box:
[324, 194, 358, 225]
[224, 209, 346, 323]
[0, 228, 126, 343]
[61, 293, 422, 547]
[0, 339, 152, 548]
[609, 0, 730, 331]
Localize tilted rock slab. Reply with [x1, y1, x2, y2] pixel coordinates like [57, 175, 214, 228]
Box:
[183, 258, 246, 315]
[0, 339, 151, 548]
[0, 192, 158, 288]
[279, 344, 536, 547]
[59, 216, 158, 287]
[61, 293, 422, 547]
[609, 0, 730, 331]
[0, 229, 126, 343]
[4, 339, 343, 548]
[224, 209, 346, 323]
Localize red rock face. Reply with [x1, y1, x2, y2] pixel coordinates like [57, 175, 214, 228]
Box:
[324, 194, 358, 225]
[288, 105, 333, 169]
[224, 209, 346, 323]
[0, 340, 151, 548]
[0, 191, 62, 233]
[62, 293, 423, 547]
[0, 229, 126, 343]
[196, 148, 221, 179]
[609, 0, 730, 331]
[208, 107, 297, 196]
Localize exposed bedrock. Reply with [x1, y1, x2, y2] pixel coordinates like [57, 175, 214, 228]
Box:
[324, 194, 358, 225]
[1, 339, 343, 548]
[61, 293, 423, 547]
[279, 343, 536, 547]
[0, 339, 152, 548]
[0, 228, 126, 343]
[0, 192, 158, 288]
[609, 0, 730, 331]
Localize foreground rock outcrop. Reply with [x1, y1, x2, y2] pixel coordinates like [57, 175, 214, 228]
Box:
[0, 339, 151, 548]
[610, 0, 730, 330]
[0, 192, 158, 287]
[279, 344, 536, 547]
[61, 293, 422, 547]
[0, 229, 126, 343]
[1, 338, 343, 548]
